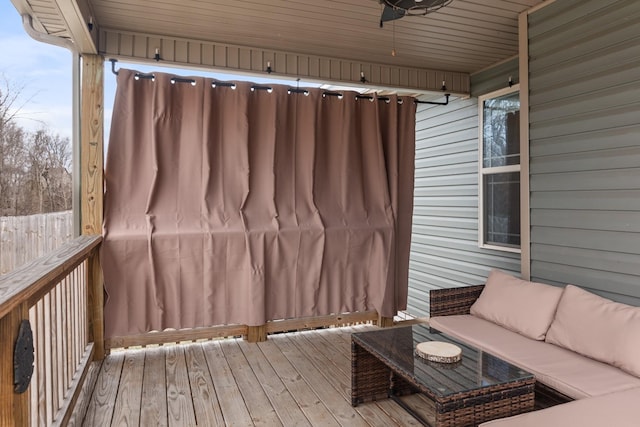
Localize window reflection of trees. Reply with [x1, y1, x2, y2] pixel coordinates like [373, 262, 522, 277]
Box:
[483, 93, 520, 168]
[481, 90, 521, 249]
[484, 173, 520, 247]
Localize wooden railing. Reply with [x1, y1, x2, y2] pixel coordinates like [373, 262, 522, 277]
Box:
[0, 235, 103, 426]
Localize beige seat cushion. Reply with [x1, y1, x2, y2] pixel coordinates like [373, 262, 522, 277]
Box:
[469, 269, 564, 340]
[430, 315, 640, 400]
[479, 387, 640, 427]
[546, 285, 640, 378]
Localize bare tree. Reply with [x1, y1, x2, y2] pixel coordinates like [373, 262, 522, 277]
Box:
[26, 129, 71, 213]
[0, 75, 72, 215]
[0, 77, 30, 215]
[0, 123, 28, 215]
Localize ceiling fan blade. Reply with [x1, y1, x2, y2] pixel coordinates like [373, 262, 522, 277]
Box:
[380, 5, 407, 26]
[379, 0, 452, 26]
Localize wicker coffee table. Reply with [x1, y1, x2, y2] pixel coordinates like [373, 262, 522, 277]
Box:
[351, 324, 534, 427]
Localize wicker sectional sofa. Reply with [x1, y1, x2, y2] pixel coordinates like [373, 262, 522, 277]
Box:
[428, 270, 640, 427]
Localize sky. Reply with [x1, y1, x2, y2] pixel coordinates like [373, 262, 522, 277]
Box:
[0, 2, 323, 145]
[1, 1, 74, 139]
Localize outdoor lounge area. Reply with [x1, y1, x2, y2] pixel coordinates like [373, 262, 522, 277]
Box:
[1, 0, 639, 426]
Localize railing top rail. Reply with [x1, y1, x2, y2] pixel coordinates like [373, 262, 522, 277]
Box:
[0, 235, 102, 319]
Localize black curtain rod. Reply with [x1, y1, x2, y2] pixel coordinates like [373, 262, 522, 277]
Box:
[288, 87, 309, 95]
[415, 94, 451, 106]
[251, 85, 273, 92]
[212, 81, 236, 88]
[134, 73, 154, 80]
[171, 77, 196, 85]
[110, 58, 119, 75]
[110, 59, 451, 106]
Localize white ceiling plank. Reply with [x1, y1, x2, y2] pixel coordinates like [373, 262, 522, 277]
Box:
[11, 0, 545, 81]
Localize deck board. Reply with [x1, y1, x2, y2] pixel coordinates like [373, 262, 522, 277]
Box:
[184, 344, 225, 426]
[139, 347, 168, 427]
[67, 359, 102, 427]
[296, 330, 416, 427]
[82, 352, 124, 426]
[111, 351, 144, 426]
[166, 346, 196, 426]
[257, 338, 340, 426]
[273, 334, 370, 427]
[236, 340, 312, 427]
[75, 325, 429, 426]
[220, 339, 283, 426]
[202, 341, 254, 426]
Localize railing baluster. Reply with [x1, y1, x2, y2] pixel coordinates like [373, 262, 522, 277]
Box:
[52, 287, 60, 413]
[66, 276, 72, 390]
[28, 306, 38, 427]
[81, 263, 88, 346]
[37, 299, 46, 427]
[44, 292, 53, 426]
[0, 235, 102, 425]
[61, 278, 69, 399]
[56, 284, 64, 410]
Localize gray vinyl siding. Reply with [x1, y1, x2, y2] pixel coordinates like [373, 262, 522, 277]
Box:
[528, 0, 640, 305]
[470, 57, 519, 98]
[407, 66, 521, 317]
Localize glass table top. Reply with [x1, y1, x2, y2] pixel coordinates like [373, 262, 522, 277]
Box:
[352, 324, 533, 398]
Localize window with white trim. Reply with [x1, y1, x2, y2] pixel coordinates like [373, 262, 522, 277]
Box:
[479, 86, 521, 252]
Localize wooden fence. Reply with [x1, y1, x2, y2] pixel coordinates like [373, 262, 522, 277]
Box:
[0, 211, 74, 275]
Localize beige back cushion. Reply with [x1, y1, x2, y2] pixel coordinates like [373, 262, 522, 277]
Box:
[470, 269, 564, 340]
[546, 285, 640, 378]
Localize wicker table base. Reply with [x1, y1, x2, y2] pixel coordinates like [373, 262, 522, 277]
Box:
[351, 325, 535, 427]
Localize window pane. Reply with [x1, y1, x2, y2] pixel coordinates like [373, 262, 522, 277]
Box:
[484, 172, 520, 247]
[483, 92, 520, 168]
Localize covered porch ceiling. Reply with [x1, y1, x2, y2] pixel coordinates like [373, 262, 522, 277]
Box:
[11, 0, 543, 96]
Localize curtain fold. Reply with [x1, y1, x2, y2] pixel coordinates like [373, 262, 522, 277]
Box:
[102, 69, 416, 338]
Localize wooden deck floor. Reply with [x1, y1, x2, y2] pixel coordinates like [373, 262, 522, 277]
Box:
[70, 325, 425, 426]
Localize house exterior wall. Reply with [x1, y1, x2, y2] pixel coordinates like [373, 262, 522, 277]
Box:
[528, 0, 640, 305]
[470, 57, 519, 98]
[407, 66, 521, 317]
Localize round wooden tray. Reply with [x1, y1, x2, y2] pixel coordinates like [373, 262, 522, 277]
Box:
[415, 341, 462, 364]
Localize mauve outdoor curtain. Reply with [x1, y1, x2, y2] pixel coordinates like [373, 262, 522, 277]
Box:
[102, 69, 416, 338]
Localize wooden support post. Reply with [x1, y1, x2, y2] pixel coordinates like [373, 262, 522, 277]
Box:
[377, 315, 394, 328]
[87, 251, 105, 360]
[245, 325, 267, 343]
[80, 54, 104, 236]
[0, 304, 29, 426]
[81, 54, 105, 360]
